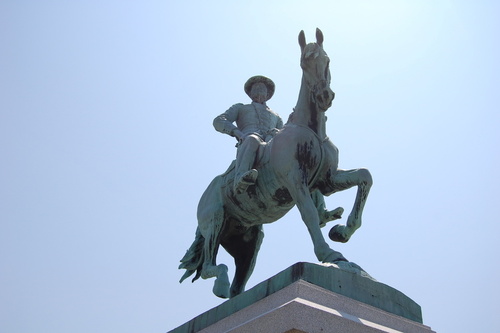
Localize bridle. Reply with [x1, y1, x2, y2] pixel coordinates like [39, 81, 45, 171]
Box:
[301, 46, 331, 108]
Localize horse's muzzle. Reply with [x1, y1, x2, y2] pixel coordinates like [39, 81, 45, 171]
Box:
[317, 88, 335, 111]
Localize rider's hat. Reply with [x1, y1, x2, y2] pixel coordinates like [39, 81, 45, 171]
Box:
[244, 75, 275, 101]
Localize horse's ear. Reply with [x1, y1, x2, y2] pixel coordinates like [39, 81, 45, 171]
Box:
[298, 30, 306, 51]
[316, 28, 324, 47]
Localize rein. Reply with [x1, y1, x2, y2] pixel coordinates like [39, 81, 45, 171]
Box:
[288, 122, 329, 143]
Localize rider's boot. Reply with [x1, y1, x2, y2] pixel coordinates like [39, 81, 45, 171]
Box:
[234, 169, 258, 193]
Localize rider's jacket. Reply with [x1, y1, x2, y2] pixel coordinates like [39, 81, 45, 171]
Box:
[213, 102, 283, 141]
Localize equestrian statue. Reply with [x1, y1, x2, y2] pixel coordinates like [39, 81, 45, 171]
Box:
[179, 28, 373, 299]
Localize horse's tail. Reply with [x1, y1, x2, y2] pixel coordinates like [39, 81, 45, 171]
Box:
[178, 227, 205, 283]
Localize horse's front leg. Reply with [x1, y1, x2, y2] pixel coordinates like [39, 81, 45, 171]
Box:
[311, 189, 344, 228]
[328, 168, 372, 243]
[290, 186, 347, 263]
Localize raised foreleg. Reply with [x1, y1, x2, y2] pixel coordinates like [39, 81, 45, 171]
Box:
[328, 168, 372, 243]
[311, 189, 344, 228]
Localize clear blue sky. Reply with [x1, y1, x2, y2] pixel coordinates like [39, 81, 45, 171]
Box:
[1, 1, 499, 332]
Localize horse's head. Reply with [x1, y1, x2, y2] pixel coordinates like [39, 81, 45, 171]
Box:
[299, 28, 335, 111]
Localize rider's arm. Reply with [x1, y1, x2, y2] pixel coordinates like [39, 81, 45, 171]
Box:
[213, 103, 244, 139]
[266, 110, 284, 138]
[276, 115, 284, 130]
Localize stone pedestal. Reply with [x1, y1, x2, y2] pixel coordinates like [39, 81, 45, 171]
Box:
[169, 262, 435, 333]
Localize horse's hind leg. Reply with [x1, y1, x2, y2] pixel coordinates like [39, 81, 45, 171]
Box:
[197, 176, 232, 298]
[328, 168, 372, 243]
[221, 225, 264, 298]
[198, 211, 231, 298]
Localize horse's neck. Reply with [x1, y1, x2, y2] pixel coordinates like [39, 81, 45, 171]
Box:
[290, 76, 327, 139]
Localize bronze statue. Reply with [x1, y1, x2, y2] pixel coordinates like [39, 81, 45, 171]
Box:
[179, 29, 372, 299]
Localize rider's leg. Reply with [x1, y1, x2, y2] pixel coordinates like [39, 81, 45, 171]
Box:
[234, 134, 262, 192]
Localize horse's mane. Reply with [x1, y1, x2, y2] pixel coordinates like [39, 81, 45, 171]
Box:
[286, 109, 296, 124]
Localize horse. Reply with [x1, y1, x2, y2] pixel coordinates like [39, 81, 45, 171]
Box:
[179, 28, 373, 299]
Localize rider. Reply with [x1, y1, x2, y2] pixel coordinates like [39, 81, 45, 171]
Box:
[213, 75, 283, 193]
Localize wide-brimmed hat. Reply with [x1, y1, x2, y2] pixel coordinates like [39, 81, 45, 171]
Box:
[244, 75, 275, 101]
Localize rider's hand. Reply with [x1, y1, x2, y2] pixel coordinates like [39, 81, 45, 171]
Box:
[232, 129, 245, 143]
[269, 128, 280, 136]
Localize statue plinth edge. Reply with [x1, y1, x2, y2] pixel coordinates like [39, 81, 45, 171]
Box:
[169, 262, 435, 333]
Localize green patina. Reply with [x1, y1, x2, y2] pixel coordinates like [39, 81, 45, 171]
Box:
[179, 29, 373, 300]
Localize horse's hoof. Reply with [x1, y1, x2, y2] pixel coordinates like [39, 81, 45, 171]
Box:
[322, 250, 347, 263]
[319, 207, 344, 228]
[335, 261, 377, 281]
[331, 207, 344, 220]
[329, 224, 350, 243]
[213, 276, 231, 299]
